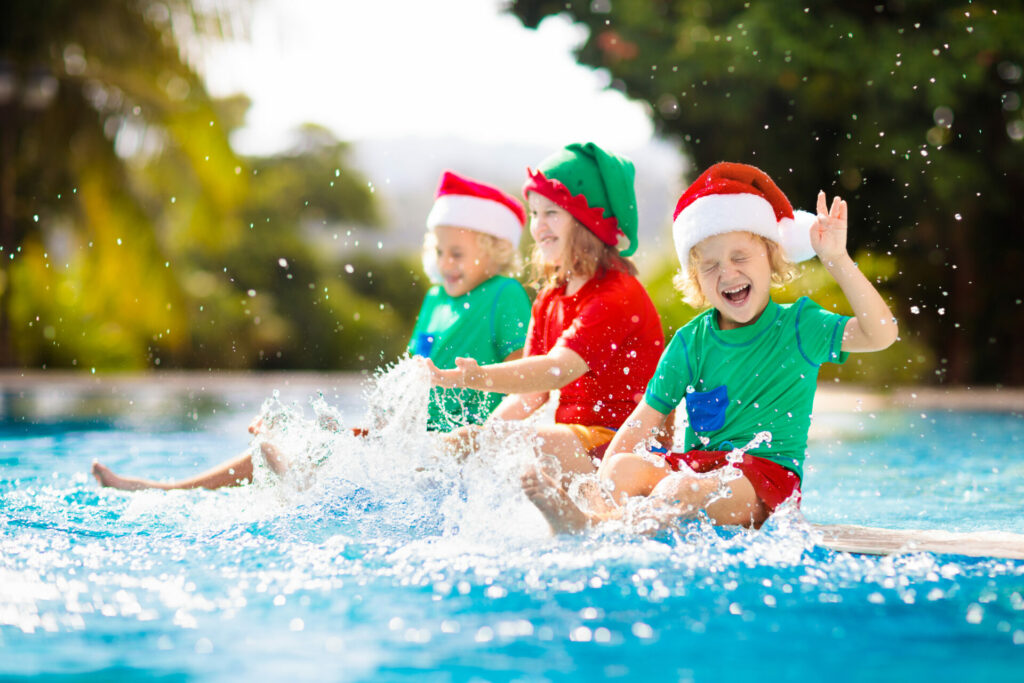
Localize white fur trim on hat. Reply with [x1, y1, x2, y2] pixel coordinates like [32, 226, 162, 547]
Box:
[426, 194, 522, 247]
[672, 193, 817, 273]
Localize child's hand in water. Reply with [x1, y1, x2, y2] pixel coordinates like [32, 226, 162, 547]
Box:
[423, 357, 484, 389]
[810, 191, 849, 263]
[453, 357, 483, 384]
[423, 357, 463, 388]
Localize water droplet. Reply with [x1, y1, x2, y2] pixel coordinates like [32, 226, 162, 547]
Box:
[631, 622, 654, 639]
[966, 604, 983, 624]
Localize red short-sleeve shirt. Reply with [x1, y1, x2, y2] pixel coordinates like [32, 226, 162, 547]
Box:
[524, 268, 664, 429]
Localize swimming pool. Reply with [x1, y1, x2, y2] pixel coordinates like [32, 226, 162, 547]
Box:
[2, 368, 1022, 681]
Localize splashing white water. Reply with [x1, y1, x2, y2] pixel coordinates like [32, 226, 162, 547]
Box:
[233, 358, 552, 542]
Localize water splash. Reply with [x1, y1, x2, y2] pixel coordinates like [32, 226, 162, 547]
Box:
[4, 370, 1024, 680]
[202, 358, 552, 544]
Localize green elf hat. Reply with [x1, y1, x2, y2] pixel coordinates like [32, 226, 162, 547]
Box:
[522, 142, 639, 257]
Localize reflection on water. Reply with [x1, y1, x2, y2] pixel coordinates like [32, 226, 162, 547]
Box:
[1, 362, 1023, 681]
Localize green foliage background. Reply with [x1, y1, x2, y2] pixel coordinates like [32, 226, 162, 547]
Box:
[1, 1, 426, 371]
[3, 1, 1021, 384]
[512, 0, 1024, 385]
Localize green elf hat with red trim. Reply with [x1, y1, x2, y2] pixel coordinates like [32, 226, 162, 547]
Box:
[522, 142, 639, 257]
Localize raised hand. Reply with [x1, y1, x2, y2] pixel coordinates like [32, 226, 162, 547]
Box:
[809, 191, 849, 263]
[423, 357, 469, 388]
[453, 357, 483, 384]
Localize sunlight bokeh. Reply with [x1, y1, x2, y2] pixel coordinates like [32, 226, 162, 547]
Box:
[199, 0, 655, 153]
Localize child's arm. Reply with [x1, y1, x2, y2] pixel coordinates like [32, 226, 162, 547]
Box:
[490, 391, 550, 421]
[811, 192, 899, 352]
[602, 401, 670, 459]
[425, 345, 589, 395]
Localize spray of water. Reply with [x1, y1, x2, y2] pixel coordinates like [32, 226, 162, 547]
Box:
[232, 358, 552, 543]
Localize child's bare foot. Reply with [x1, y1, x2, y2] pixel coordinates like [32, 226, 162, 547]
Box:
[257, 441, 288, 477]
[521, 464, 592, 534]
[91, 461, 167, 491]
[248, 416, 264, 435]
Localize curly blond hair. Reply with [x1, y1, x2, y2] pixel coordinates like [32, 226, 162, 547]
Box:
[673, 232, 796, 308]
[422, 229, 521, 282]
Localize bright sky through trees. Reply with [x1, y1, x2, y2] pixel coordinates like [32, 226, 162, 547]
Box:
[198, 0, 654, 154]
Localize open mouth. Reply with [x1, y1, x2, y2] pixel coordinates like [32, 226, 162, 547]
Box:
[721, 284, 751, 305]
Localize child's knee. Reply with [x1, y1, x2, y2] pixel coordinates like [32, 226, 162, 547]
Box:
[600, 452, 664, 499]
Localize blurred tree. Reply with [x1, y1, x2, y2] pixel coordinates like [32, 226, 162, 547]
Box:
[511, 0, 1024, 385]
[0, 0, 247, 367]
[172, 116, 413, 370]
[2, 2, 410, 372]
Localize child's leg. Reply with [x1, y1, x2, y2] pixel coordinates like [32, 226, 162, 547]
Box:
[442, 423, 595, 477]
[521, 463, 597, 534]
[523, 453, 770, 534]
[92, 451, 255, 491]
[650, 470, 768, 528]
[596, 451, 673, 504]
[438, 425, 478, 460]
[532, 424, 596, 478]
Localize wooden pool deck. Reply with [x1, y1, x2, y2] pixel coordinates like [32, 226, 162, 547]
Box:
[814, 524, 1024, 560]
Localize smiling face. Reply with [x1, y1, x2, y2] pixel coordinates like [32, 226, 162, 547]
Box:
[693, 231, 774, 330]
[432, 225, 496, 297]
[527, 192, 576, 269]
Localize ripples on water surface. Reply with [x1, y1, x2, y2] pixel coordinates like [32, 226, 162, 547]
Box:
[2, 363, 1023, 681]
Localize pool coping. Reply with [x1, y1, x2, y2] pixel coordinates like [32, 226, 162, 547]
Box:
[2, 371, 1023, 412]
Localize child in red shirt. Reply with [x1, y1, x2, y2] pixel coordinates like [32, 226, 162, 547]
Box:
[427, 143, 663, 483]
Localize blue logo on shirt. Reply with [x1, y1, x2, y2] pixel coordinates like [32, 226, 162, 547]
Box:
[685, 385, 729, 432]
[412, 333, 435, 357]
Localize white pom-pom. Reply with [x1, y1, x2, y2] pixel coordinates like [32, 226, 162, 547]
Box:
[778, 210, 818, 263]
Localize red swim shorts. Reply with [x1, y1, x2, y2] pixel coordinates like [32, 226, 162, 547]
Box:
[663, 450, 802, 513]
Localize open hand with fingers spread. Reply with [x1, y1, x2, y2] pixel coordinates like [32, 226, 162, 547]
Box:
[809, 191, 849, 263]
[423, 356, 481, 389]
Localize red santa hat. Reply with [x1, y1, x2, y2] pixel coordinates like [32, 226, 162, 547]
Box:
[426, 171, 526, 246]
[672, 162, 817, 275]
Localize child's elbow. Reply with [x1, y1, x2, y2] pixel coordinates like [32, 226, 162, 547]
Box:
[875, 319, 899, 350]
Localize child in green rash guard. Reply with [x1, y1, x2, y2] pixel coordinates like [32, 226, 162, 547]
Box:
[413, 172, 533, 431]
[91, 171, 531, 492]
[522, 162, 899, 534]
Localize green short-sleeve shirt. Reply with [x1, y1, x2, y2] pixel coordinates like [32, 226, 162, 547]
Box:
[408, 275, 531, 431]
[644, 298, 850, 478]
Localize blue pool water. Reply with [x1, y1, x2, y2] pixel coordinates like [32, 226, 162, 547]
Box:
[1, 368, 1023, 681]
